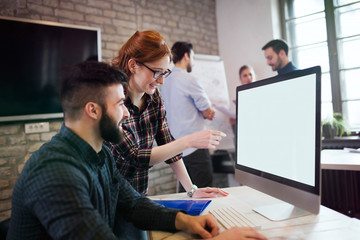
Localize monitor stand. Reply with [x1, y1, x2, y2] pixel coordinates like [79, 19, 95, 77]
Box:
[253, 202, 311, 221]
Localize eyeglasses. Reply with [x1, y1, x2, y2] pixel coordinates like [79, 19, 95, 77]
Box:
[138, 62, 172, 80]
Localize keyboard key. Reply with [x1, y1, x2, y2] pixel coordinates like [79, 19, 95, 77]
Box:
[210, 207, 261, 230]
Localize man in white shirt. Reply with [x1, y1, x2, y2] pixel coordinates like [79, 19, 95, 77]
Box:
[162, 42, 216, 192]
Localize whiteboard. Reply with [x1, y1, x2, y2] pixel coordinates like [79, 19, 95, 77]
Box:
[191, 54, 235, 150]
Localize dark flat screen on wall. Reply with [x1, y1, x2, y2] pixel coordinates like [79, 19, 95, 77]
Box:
[0, 17, 101, 122]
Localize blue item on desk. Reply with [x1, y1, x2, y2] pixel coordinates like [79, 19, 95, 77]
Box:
[154, 200, 212, 216]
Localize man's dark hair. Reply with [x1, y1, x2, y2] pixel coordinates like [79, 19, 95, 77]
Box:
[60, 61, 128, 120]
[171, 41, 193, 64]
[262, 39, 289, 55]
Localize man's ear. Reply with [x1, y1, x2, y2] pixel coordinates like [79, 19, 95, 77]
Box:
[128, 58, 137, 74]
[184, 52, 190, 61]
[279, 49, 287, 58]
[84, 102, 101, 120]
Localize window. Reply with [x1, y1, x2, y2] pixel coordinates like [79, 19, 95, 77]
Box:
[282, 0, 360, 131]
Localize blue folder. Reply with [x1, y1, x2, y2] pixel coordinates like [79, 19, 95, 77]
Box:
[154, 200, 212, 216]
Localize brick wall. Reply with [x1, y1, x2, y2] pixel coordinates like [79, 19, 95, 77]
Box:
[0, 0, 219, 221]
[0, 122, 63, 221]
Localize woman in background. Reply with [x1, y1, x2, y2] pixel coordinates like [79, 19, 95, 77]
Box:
[239, 65, 256, 85]
[228, 65, 257, 130]
[109, 30, 228, 198]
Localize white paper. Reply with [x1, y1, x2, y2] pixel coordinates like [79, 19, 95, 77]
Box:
[344, 148, 360, 153]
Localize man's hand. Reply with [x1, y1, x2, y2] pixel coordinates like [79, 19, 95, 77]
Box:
[229, 117, 236, 125]
[202, 108, 215, 120]
[186, 130, 226, 149]
[192, 187, 229, 198]
[211, 227, 267, 240]
[175, 212, 219, 239]
[175, 214, 267, 240]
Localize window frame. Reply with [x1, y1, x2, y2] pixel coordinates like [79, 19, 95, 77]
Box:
[280, 0, 360, 133]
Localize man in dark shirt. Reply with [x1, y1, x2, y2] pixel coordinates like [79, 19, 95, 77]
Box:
[7, 61, 266, 240]
[262, 39, 298, 75]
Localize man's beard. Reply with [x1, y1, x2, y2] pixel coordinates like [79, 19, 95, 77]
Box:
[186, 63, 192, 73]
[99, 109, 124, 144]
[274, 58, 283, 71]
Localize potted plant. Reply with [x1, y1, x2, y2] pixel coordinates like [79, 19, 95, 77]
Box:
[322, 112, 349, 139]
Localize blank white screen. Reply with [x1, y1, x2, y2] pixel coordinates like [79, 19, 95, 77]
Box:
[236, 74, 316, 186]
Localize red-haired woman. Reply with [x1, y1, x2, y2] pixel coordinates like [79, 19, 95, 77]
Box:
[109, 30, 228, 198]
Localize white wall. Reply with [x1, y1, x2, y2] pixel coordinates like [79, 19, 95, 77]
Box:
[216, 0, 281, 104]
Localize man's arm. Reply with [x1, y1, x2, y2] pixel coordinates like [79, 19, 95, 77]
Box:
[23, 161, 118, 240]
[201, 107, 215, 120]
[112, 162, 181, 231]
[186, 75, 214, 119]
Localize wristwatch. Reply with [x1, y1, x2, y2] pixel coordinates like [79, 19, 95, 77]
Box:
[187, 184, 198, 197]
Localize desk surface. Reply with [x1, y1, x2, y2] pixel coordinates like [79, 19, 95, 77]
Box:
[321, 149, 360, 170]
[149, 186, 360, 240]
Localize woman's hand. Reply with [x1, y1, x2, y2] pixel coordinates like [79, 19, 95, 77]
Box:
[186, 130, 226, 149]
[192, 187, 229, 198]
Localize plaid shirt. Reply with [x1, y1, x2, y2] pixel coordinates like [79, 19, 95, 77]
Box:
[7, 124, 180, 240]
[109, 90, 182, 195]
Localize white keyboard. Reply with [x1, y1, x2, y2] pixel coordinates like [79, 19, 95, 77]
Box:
[210, 207, 261, 230]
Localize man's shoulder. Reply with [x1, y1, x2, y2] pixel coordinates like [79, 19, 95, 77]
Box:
[278, 61, 298, 75]
[169, 68, 194, 80]
[288, 61, 298, 70]
[163, 70, 193, 93]
[16, 135, 85, 193]
[24, 134, 82, 173]
[40, 133, 75, 156]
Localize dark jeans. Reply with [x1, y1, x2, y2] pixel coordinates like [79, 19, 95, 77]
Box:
[179, 149, 213, 192]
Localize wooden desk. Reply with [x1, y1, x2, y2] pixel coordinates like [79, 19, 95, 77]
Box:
[149, 186, 360, 239]
[321, 149, 360, 170]
[320, 149, 360, 218]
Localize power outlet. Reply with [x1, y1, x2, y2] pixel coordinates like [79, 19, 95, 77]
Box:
[25, 122, 50, 134]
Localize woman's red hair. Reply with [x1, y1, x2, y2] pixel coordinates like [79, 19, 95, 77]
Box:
[112, 30, 171, 77]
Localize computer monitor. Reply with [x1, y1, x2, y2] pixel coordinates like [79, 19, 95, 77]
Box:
[235, 66, 321, 221]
